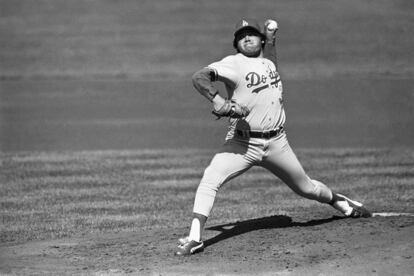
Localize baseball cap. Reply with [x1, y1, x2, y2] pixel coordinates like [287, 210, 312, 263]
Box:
[233, 18, 266, 49]
[233, 18, 265, 39]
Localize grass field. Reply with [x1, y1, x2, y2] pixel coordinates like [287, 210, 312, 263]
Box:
[1, 78, 413, 152]
[1, 147, 413, 243]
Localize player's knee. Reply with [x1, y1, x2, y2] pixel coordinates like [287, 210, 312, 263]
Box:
[197, 180, 219, 195]
[200, 166, 226, 191]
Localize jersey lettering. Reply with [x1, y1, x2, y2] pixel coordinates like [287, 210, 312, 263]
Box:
[246, 72, 266, 88]
[245, 72, 269, 93]
[269, 69, 280, 87]
[245, 68, 280, 93]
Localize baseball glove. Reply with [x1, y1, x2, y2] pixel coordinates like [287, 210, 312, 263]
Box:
[212, 99, 250, 119]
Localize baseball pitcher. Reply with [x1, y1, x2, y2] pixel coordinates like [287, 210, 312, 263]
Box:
[176, 18, 371, 256]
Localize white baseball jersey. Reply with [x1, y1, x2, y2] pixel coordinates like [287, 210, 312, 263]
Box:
[208, 53, 285, 138]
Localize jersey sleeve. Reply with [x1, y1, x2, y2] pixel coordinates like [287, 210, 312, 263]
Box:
[207, 55, 240, 87]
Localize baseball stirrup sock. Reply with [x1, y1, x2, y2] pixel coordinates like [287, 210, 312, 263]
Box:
[188, 218, 201, 242]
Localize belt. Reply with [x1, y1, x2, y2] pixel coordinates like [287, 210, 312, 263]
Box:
[236, 126, 284, 139]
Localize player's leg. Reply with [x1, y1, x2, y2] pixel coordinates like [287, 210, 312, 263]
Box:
[176, 139, 256, 255]
[186, 152, 251, 244]
[261, 134, 331, 202]
[261, 134, 371, 217]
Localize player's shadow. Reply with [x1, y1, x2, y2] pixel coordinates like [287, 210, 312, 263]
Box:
[204, 215, 345, 248]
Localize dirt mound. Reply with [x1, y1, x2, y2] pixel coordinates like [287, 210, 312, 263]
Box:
[1, 215, 413, 275]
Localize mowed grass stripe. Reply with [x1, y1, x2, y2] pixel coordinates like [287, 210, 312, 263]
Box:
[2, 152, 210, 178]
[1, 148, 212, 163]
[4, 167, 203, 183]
[1, 148, 413, 243]
[1, 158, 205, 195]
[296, 148, 413, 165]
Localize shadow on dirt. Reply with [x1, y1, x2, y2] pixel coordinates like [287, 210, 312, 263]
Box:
[204, 215, 345, 247]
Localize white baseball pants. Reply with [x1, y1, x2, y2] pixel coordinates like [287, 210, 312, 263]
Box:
[193, 132, 333, 217]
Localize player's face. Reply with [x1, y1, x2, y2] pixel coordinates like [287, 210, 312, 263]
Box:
[236, 30, 262, 57]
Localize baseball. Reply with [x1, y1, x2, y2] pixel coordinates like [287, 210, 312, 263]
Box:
[267, 21, 278, 32]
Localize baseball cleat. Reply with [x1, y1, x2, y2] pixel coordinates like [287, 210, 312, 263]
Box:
[175, 239, 204, 256]
[336, 193, 372, 218]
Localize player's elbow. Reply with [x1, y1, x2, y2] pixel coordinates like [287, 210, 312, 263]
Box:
[191, 70, 202, 88]
[192, 68, 210, 86]
[192, 68, 210, 91]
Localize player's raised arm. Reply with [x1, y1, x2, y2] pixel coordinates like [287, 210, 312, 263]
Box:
[262, 19, 279, 70]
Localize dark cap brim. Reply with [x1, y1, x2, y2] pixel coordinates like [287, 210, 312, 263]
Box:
[234, 26, 265, 39]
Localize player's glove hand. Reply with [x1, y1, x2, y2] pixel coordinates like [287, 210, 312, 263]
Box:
[212, 98, 250, 119]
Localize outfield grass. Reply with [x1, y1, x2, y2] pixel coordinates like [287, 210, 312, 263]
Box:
[1, 78, 413, 152]
[1, 147, 413, 244]
[1, 0, 413, 80]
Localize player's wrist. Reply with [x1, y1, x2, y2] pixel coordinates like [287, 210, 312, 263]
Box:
[212, 94, 225, 108]
[208, 91, 219, 102]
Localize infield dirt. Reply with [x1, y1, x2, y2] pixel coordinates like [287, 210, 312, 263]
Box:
[1, 215, 413, 275]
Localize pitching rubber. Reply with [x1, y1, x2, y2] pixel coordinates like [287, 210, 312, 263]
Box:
[372, 212, 414, 217]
